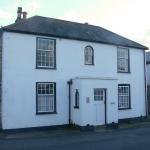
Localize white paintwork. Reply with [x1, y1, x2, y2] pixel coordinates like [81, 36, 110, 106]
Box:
[1, 32, 146, 129]
[71, 78, 118, 126]
[118, 49, 146, 119]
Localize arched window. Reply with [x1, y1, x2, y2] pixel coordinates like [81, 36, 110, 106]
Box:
[74, 89, 79, 109]
[85, 46, 94, 65]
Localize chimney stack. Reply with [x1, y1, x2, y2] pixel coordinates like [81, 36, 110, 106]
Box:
[84, 22, 89, 25]
[23, 11, 27, 19]
[15, 7, 22, 23]
[15, 7, 27, 23]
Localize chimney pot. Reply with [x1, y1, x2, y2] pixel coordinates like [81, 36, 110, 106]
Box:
[17, 7, 22, 13]
[23, 11, 27, 19]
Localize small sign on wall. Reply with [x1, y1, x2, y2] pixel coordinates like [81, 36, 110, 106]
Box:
[86, 97, 90, 103]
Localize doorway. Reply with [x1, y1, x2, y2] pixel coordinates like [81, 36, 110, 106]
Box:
[94, 88, 106, 125]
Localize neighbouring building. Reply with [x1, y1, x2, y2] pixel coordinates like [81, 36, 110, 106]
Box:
[0, 7, 148, 130]
[146, 51, 150, 114]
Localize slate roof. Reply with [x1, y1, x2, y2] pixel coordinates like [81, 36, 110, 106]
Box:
[2, 15, 148, 50]
[0, 29, 2, 38]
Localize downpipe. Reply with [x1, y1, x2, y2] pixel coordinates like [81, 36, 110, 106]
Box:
[67, 79, 72, 125]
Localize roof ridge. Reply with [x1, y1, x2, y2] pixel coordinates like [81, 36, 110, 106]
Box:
[33, 16, 148, 48]
[35, 15, 95, 26]
[2, 15, 148, 50]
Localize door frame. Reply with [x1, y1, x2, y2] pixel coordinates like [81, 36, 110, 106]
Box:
[94, 88, 107, 125]
[104, 88, 107, 125]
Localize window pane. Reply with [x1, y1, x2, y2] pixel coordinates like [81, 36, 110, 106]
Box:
[94, 89, 105, 101]
[37, 83, 55, 113]
[85, 46, 94, 64]
[75, 90, 79, 108]
[37, 38, 55, 68]
[118, 48, 129, 72]
[37, 95, 54, 112]
[118, 85, 130, 109]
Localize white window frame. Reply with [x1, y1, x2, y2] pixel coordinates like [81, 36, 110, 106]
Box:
[36, 82, 56, 114]
[118, 84, 130, 109]
[94, 88, 105, 101]
[36, 37, 56, 69]
[117, 47, 129, 72]
[85, 46, 94, 65]
[74, 89, 79, 108]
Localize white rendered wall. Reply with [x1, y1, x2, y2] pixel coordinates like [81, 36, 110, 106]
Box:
[71, 78, 82, 126]
[1, 32, 146, 129]
[2, 32, 117, 129]
[118, 49, 146, 119]
[72, 78, 118, 126]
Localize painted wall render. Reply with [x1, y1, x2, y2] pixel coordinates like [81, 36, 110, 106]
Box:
[1, 32, 146, 129]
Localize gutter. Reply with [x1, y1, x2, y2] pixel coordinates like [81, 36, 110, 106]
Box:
[67, 79, 72, 125]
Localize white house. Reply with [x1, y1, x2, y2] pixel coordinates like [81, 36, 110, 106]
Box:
[0, 7, 148, 130]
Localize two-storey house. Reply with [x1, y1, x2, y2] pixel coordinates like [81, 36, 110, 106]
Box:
[0, 7, 148, 130]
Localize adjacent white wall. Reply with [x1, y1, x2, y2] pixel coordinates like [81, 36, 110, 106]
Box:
[1, 32, 146, 129]
[71, 78, 118, 126]
[118, 49, 146, 119]
[71, 78, 82, 126]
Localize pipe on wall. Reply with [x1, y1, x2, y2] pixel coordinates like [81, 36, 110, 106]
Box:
[144, 51, 149, 117]
[67, 79, 72, 125]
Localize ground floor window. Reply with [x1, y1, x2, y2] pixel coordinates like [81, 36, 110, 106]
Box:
[118, 84, 130, 109]
[36, 82, 56, 114]
[74, 89, 79, 108]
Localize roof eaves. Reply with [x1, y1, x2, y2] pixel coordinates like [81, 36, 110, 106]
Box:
[2, 27, 148, 50]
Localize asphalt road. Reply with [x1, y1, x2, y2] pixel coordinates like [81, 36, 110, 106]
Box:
[0, 126, 150, 150]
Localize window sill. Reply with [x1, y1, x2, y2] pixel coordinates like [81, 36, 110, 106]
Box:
[117, 71, 131, 74]
[74, 106, 79, 109]
[35, 67, 56, 70]
[85, 64, 95, 66]
[118, 107, 132, 110]
[36, 111, 57, 115]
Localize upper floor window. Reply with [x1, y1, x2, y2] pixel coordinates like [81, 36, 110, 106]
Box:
[85, 46, 94, 65]
[117, 47, 129, 73]
[36, 37, 56, 69]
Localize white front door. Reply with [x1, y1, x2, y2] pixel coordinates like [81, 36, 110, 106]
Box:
[94, 88, 106, 125]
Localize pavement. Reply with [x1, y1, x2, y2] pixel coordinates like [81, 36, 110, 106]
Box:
[0, 122, 150, 150]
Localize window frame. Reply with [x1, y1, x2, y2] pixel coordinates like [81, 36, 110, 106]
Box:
[94, 88, 106, 101]
[118, 84, 131, 110]
[36, 82, 57, 115]
[74, 89, 79, 109]
[36, 37, 56, 70]
[117, 47, 130, 73]
[84, 45, 94, 65]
